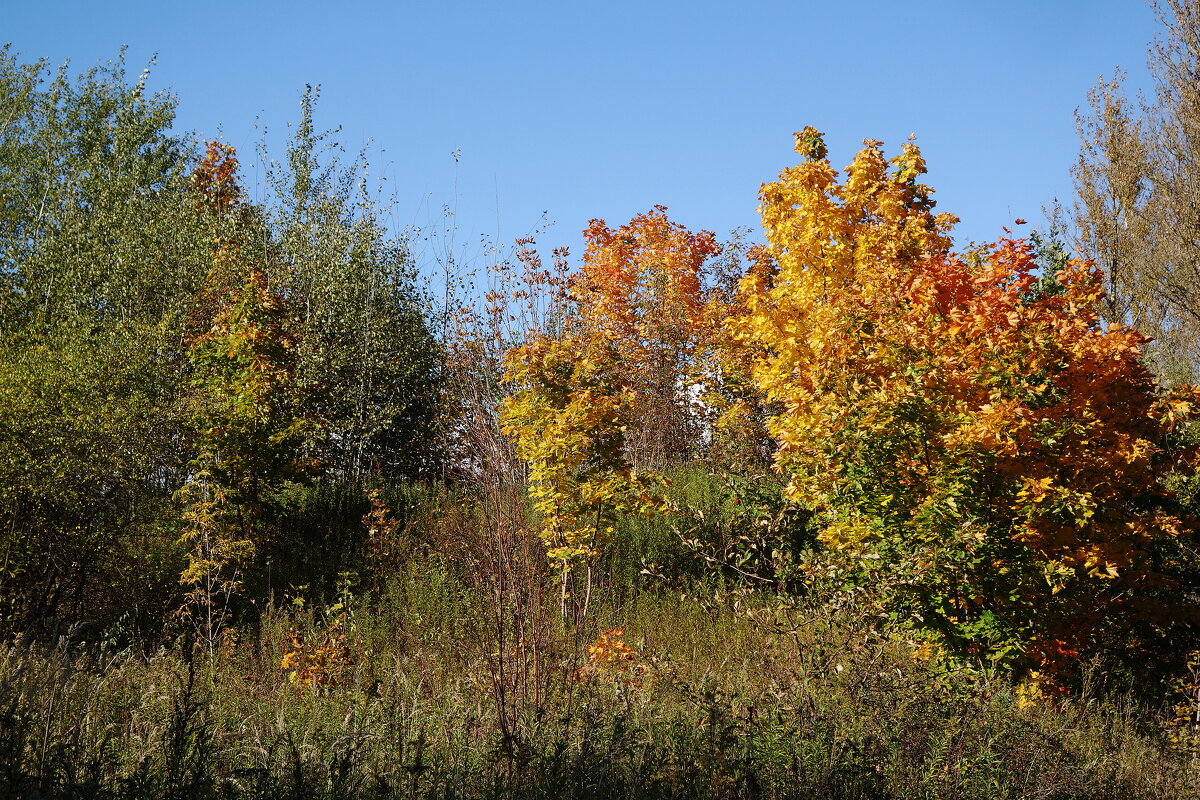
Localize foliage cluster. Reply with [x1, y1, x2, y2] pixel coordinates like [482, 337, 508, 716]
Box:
[4, 9, 1200, 794]
[0, 48, 441, 644]
[742, 128, 1200, 687]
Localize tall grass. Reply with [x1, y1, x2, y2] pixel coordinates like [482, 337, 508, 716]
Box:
[0, 475, 1196, 798]
[0, 585, 1194, 796]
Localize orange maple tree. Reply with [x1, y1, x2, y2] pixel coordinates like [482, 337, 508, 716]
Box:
[500, 208, 720, 579]
[742, 128, 1200, 684]
[571, 206, 720, 465]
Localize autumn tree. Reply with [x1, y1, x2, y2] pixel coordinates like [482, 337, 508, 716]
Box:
[745, 128, 1200, 686]
[570, 207, 720, 466]
[502, 330, 668, 575]
[1072, 0, 1200, 379]
[501, 208, 779, 593]
[177, 142, 309, 648]
[500, 207, 724, 603]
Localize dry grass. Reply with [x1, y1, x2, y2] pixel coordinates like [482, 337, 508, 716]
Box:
[0, 478, 1196, 798]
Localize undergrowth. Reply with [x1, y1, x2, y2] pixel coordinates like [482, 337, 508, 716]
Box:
[0, 473, 1195, 799]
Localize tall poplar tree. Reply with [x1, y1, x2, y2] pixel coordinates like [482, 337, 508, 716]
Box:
[1072, 0, 1200, 379]
[267, 88, 442, 483]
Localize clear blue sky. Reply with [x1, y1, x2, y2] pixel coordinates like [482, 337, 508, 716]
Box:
[4, 0, 1163, 265]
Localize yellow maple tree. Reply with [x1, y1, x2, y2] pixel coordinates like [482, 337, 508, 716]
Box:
[742, 128, 1200, 685]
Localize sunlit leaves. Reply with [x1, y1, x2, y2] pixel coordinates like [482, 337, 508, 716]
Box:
[499, 207, 723, 569]
[501, 331, 668, 570]
[744, 128, 1199, 682]
[573, 207, 720, 465]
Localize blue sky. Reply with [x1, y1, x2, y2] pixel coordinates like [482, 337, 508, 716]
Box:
[5, 0, 1162, 265]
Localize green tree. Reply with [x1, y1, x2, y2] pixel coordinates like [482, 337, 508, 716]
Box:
[267, 88, 442, 483]
[0, 50, 448, 640]
[0, 46, 204, 639]
[0, 45, 198, 331]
